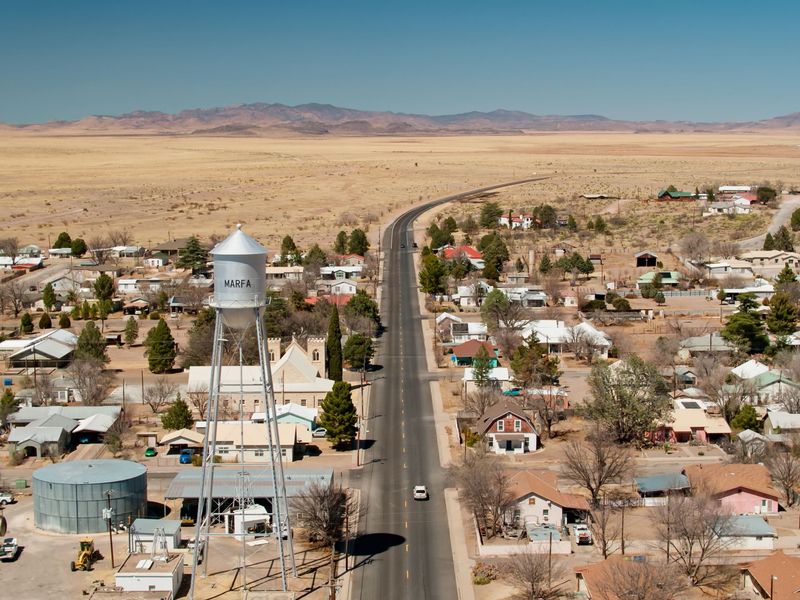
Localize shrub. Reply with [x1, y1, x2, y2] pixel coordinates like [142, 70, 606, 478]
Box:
[582, 299, 607, 311]
[149, 311, 161, 320]
[611, 297, 631, 311]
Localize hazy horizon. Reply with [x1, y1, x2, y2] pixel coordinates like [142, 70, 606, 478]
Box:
[1, 0, 798, 124]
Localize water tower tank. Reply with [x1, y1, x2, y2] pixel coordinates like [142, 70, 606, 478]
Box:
[211, 225, 267, 329]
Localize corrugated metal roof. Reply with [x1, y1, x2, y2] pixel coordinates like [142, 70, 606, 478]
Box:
[211, 225, 266, 257]
[164, 467, 332, 500]
[130, 518, 182, 536]
[634, 473, 690, 494]
[34, 459, 146, 485]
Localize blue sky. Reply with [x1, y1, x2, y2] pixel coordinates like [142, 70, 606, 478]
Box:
[1, 1, 797, 124]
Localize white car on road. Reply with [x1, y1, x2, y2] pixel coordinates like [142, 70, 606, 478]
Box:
[413, 485, 429, 500]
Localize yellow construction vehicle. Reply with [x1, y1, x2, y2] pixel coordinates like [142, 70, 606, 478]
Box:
[70, 537, 97, 572]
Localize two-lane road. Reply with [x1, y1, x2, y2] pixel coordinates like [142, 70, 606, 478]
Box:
[350, 177, 549, 600]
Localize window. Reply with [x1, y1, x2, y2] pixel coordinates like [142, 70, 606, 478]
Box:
[543, 509, 549, 522]
[528, 497, 536, 505]
[269, 351, 275, 361]
[218, 447, 229, 455]
[254, 449, 264, 457]
[496, 420, 504, 432]
[300, 399, 307, 407]
[312, 349, 320, 361]
[280, 448, 287, 457]
[514, 419, 522, 432]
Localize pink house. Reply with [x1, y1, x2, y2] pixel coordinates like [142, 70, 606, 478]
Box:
[683, 463, 780, 515]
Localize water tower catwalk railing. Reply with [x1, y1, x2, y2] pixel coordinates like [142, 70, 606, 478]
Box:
[188, 226, 296, 599]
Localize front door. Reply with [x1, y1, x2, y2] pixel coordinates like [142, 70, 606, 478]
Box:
[505, 440, 513, 452]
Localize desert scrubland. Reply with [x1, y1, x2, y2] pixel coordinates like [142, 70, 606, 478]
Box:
[0, 131, 799, 250]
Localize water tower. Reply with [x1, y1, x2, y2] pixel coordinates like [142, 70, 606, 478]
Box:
[188, 225, 295, 598]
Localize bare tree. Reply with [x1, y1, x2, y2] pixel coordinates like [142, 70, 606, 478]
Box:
[87, 235, 112, 265]
[699, 364, 753, 422]
[503, 549, 565, 600]
[186, 385, 209, 420]
[143, 377, 178, 414]
[453, 453, 514, 538]
[69, 358, 110, 406]
[464, 387, 501, 416]
[590, 501, 620, 559]
[653, 335, 680, 370]
[767, 451, 800, 507]
[174, 281, 209, 314]
[107, 229, 133, 247]
[564, 326, 597, 363]
[680, 231, 711, 262]
[596, 558, 689, 600]
[0, 237, 19, 264]
[712, 240, 739, 260]
[291, 481, 357, 546]
[719, 273, 749, 290]
[0, 279, 30, 317]
[525, 388, 564, 440]
[562, 431, 631, 506]
[774, 387, 800, 413]
[34, 370, 56, 407]
[494, 328, 522, 361]
[652, 493, 733, 586]
[541, 275, 562, 306]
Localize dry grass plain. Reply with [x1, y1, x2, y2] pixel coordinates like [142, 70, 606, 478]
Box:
[1, 131, 799, 251]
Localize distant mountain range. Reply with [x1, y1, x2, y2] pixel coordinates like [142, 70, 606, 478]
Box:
[4, 103, 800, 135]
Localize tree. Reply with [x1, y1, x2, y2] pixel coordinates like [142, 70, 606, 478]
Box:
[144, 319, 177, 373]
[792, 207, 800, 231]
[58, 313, 71, 328]
[123, 316, 139, 346]
[333, 230, 348, 254]
[567, 214, 578, 231]
[161, 393, 194, 430]
[654, 291, 666, 305]
[464, 387, 502, 416]
[318, 381, 358, 449]
[479, 202, 503, 228]
[0, 388, 21, 429]
[327, 309, 343, 381]
[343, 333, 374, 370]
[461, 214, 479, 234]
[143, 377, 178, 414]
[76, 321, 109, 362]
[38, 312, 51, 330]
[763, 232, 775, 251]
[503, 550, 564, 600]
[471, 345, 493, 389]
[766, 291, 798, 335]
[453, 453, 513, 538]
[480, 232, 510, 276]
[87, 235, 111, 264]
[70, 237, 87, 257]
[347, 229, 370, 256]
[442, 215, 458, 234]
[596, 558, 689, 600]
[20, 312, 33, 334]
[757, 186, 777, 205]
[291, 481, 356, 546]
[427, 223, 454, 249]
[93, 273, 114, 302]
[344, 290, 380, 330]
[562, 431, 631, 505]
[81, 300, 91, 321]
[653, 493, 733, 586]
[53, 231, 72, 249]
[538, 254, 552, 275]
[481, 289, 526, 333]
[186, 385, 209, 420]
[303, 243, 328, 274]
[69, 358, 110, 406]
[510, 334, 560, 389]
[730, 404, 760, 431]
[774, 225, 795, 252]
[583, 356, 671, 445]
[680, 231, 711, 262]
[590, 500, 620, 559]
[776, 264, 797, 285]
[594, 215, 608, 234]
[767, 452, 800, 507]
[42, 282, 56, 312]
[0, 279, 30, 317]
[418, 254, 448, 295]
[721, 293, 769, 354]
[175, 235, 208, 271]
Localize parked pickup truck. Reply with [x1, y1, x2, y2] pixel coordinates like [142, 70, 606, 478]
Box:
[0, 493, 15, 506]
[573, 524, 593, 545]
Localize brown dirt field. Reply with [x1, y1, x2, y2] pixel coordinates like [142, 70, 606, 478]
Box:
[1, 131, 798, 252]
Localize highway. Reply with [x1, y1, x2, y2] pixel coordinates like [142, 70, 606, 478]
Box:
[349, 177, 548, 600]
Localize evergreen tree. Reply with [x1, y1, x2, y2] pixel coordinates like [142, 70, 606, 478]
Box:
[20, 313, 33, 334]
[654, 291, 666, 305]
[327, 309, 343, 381]
[594, 216, 608, 234]
[510, 334, 561, 387]
[144, 318, 177, 373]
[0, 388, 21, 428]
[773, 226, 795, 252]
[418, 255, 448, 295]
[731, 404, 760, 431]
[58, 312, 71, 328]
[721, 293, 769, 354]
[124, 316, 140, 346]
[175, 235, 209, 271]
[427, 223, 454, 249]
[318, 381, 358, 449]
[651, 272, 663, 289]
[567, 214, 578, 231]
[462, 214, 479, 234]
[334, 230, 349, 254]
[279, 235, 298, 265]
[343, 333, 375, 370]
[53, 231, 72, 249]
[93, 273, 114, 301]
[347, 229, 370, 256]
[42, 282, 56, 312]
[303, 243, 328, 268]
[539, 254, 553, 275]
[38, 312, 51, 330]
[442, 216, 458, 234]
[791, 208, 800, 232]
[344, 289, 380, 329]
[766, 292, 799, 336]
[81, 300, 91, 321]
[70, 238, 87, 257]
[757, 187, 777, 205]
[71, 306, 82, 321]
[471, 345, 493, 389]
[161, 393, 194, 430]
[776, 264, 798, 285]
[586, 217, 595, 230]
[479, 202, 503, 228]
[763, 232, 776, 251]
[76, 321, 109, 362]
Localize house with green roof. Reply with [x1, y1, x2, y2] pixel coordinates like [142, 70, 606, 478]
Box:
[657, 189, 694, 200]
[637, 270, 681, 289]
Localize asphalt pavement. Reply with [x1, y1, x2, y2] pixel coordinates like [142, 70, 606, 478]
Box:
[349, 177, 548, 600]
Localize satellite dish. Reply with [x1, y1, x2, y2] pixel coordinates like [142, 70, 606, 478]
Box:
[0, 515, 7, 537]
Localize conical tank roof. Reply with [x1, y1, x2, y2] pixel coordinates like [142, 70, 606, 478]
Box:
[210, 224, 266, 256]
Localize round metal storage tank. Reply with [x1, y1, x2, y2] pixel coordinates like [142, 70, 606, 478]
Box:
[210, 224, 267, 330]
[33, 460, 147, 534]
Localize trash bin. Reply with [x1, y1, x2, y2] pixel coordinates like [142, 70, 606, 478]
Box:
[14, 479, 27, 489]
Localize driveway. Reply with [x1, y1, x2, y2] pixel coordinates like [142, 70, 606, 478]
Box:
[738, 194, 800, 251]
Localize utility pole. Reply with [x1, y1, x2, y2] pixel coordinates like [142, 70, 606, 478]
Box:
[548, 530, 552, 586]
